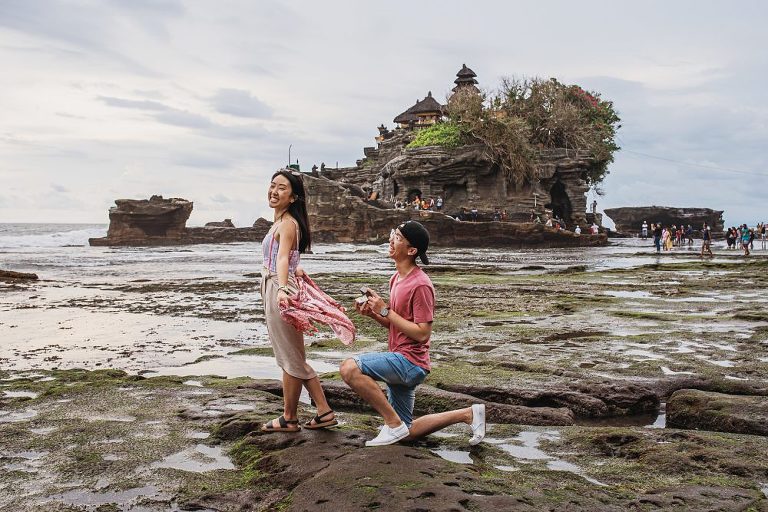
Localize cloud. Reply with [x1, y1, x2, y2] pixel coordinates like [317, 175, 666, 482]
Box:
[210, 194, 231, 203]
[51, 183, 68, 193]
[97, 96, 170, 111]
[211, 89, 273, 118]
[153, 109, 213, 129]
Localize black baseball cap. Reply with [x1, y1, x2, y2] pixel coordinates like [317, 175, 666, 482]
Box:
[398, 220, 430, 265]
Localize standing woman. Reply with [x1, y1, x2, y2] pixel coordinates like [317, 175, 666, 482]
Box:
[261, 169, 337, 432]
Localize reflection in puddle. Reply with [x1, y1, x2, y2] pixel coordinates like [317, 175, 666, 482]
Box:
[29, 426, 56, 435]
[487, 431, 607, 486]
[145, 354, 336, 380]
[0, 409, 38, 423]
[152, 444, 235, 472]
[431, 448, 473, 464]
[660, 366, 695, 376]
[647, 403, 666, 429]
[51, 485, 160, 507]
[603, 290, 653, 299]
[3, 390, 39, 399]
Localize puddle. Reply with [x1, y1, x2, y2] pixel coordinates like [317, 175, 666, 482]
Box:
[761, 482, 768, 498]
[151, 444, 235, 473]
[494, 465, 519, 472]
[0, 409, 38, 423]
[224, 403, 253, 411]
[182, 380, 204, 387]
[431, 448, 473, 464]
[603, 290, 654, 299]
[660, 366, 695, 376]
[187, 432, 210, 439]
[646, 403, 666, 429]
[487, 430, 607, 485]
[84, 415, 137, 423]
[145, 354, 336, 380]
[29, 426, 56, 435]
[49, 485, 160, 507]
[3, 390, 39, 399]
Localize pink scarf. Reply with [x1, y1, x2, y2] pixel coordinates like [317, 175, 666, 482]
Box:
[279, 274, 356, 345]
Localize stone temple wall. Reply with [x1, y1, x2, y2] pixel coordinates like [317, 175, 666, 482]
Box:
[316, 132, 595, 228]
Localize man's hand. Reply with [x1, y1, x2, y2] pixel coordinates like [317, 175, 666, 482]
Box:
[355, 297, 375, 317]
[365, 289, 386, 315]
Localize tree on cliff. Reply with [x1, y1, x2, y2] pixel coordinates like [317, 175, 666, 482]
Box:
[408, 76, 621, 190]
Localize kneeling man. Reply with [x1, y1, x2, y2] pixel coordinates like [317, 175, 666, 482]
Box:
[340, 220, 486, 447]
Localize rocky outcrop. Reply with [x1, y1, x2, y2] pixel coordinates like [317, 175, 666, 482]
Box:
[89, 196, 271, 246]
[204, 218, 235, 228]
[304, 173, 606, 248]
[604, 206, 725, 236]
[666, 389, 768, 436]
[316, 130, 597, 229]
[0, 270, 38, 280]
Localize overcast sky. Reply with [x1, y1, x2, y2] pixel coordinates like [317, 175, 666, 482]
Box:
[1, 0, 766, 228]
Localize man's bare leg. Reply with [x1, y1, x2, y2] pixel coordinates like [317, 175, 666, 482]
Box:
[405, 407, 472, 440]
[340, 359, 402, 428]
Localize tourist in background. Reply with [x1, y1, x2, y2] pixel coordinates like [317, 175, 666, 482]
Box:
[761, 223, 767, 250]
[700, 223, 713, 257]
[641, 221, 648, 239]
[260, 169, 337, 433]
[741, 224, 751, 256]
[653, 223, 662, 253]
[686, 224, 694, 246]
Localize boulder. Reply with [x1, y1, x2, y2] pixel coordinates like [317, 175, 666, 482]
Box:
[0, 270, 38, 280]
[604, 206, 725, 237]
[666, 389, 768, 436]
[204, 218, 235, 228]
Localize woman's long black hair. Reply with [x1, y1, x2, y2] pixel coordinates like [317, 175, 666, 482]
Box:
[272, 169, 312, 253]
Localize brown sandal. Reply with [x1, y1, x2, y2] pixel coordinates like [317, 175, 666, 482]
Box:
[261, 415, 301, 433]
[304, 410, 339, 430]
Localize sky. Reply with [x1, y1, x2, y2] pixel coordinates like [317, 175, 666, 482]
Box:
[1, 0, 766, 228]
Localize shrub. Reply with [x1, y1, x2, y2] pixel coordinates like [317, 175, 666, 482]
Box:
[407, 121, 466, 149]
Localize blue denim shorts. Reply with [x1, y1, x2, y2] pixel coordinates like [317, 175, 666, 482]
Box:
[354, 352, 428, 427]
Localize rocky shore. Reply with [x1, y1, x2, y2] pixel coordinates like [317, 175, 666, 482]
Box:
[1, 246, 767, 510]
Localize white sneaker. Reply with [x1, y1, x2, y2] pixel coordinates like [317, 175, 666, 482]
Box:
[469, 404, 486, 446]
[365, 422, 409, 447]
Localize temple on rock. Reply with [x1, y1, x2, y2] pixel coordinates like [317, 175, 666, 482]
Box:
[312, 64, 602, 231]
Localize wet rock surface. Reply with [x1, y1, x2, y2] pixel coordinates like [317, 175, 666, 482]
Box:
[1, 241, 768, 509]
[667, 389, 768, 436]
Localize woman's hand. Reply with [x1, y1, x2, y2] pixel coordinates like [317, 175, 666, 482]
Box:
[277, 289, 291, 308]
[295, 266, 306, 278]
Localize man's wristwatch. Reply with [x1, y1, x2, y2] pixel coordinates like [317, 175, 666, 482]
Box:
[379, 307, 389, 317]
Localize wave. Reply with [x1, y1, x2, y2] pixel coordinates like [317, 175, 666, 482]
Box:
[0, 224, 107, 248]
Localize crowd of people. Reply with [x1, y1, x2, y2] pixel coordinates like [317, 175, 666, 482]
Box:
[393, 195, 443, 212]
[642, 220, 767, 257]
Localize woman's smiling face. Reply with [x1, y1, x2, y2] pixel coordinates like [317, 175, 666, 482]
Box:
[268, 174, 294, 210]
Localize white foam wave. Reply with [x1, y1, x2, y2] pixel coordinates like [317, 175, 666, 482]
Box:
[0, 227, 107, 248]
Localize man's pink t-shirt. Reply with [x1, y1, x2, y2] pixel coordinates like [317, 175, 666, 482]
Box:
[388, 266, 434, 371]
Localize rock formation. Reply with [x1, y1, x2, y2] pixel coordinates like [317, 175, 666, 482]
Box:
[304, 173, 606, 248]
[604, 206, 725, 236]
[204, 219, 235, 228]
[89, 196, 271, 246]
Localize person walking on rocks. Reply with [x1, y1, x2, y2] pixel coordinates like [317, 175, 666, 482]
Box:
[260, 169, 338, 433]
[653, 223, 662, 253]
[340, 221, 486, 447]
[700, 223, 713, 257]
